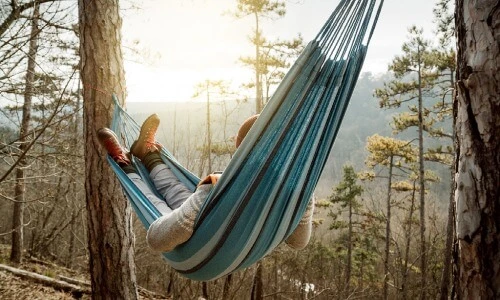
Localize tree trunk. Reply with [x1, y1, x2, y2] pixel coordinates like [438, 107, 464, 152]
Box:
[10, 3, 39, 265]
[439, 165, 455, 300]
[78, 0, 138, 299]
[439, 69, 456, 300]
[66, 210, 76, 268]
[251, 263, 264, 300]
[202, 282, 209, 299]
[402, 181, 417, 300]
[346, 195, 352, 295]
[383, 156, 393, 300]
[417, 48, 427, 300]
[66, 83, 82, 269]
[222, 274, 232, 300]
[254, 12, 263, 113]
[206, 81, 212, 173]
[454, 1, 500, 299]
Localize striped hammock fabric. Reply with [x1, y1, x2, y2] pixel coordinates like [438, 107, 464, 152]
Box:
[108, 0, 384, 281]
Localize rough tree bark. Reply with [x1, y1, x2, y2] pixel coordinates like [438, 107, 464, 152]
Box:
[78, 0, 138, 298]
[454, 0, 500, 298]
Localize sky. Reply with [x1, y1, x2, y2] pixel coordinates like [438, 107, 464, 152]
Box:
[121, 0, 439, 103]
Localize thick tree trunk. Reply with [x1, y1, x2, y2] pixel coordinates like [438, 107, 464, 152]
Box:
[10, 3, 39, 265]
[78, 0, 138, 299]
[454, 1, 500, 298]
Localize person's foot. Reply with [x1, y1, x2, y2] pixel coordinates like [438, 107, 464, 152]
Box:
[97, 128, 131, 166]
[130, 114, 161, 161]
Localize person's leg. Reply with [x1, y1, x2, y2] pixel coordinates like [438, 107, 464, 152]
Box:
[97, 127, 172, 215]
[126, 172, 173, 215]
[149, 161, 192, 210]
[131, 114, 192, 210]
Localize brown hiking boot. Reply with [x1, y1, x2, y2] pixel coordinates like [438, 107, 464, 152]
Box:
[130, 114, 161, 161]
[97, 128, 131, 166]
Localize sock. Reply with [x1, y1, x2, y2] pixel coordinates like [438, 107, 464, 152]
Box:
[142, 151, 163, 172]
[121, 164, 137, 174]
[146, 184, 209, 252]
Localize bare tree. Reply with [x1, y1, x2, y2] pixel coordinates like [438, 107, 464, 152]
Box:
[10, 2, 39, 265]
[0, 0, 54, 37]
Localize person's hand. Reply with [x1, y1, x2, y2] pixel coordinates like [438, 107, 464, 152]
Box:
[198, 173, 221, 186]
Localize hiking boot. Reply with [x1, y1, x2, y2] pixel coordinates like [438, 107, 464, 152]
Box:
[97, 128, 131, 167]
[130, 114, 161, 161]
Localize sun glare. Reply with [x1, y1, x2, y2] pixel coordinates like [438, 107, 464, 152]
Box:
[122, 0, 437, 104]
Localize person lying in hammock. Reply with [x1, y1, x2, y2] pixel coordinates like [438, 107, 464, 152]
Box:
[97, 114, 315, 252]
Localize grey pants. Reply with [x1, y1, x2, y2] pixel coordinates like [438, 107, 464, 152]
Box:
[127, 164, 193, 215]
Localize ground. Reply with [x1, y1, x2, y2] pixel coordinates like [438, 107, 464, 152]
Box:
[0, 270, 86, 300]
[0, 245, 168, 299]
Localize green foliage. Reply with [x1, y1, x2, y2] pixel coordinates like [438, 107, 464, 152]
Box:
[231, 0, 303, 112]
[212, 142, 235, 156]
[328, 165, 363, 227]
[424, 145, 453, 165]
[365, 134, 416, 169]
[330, 166, 363, 207]
[375, 27, 438, 111]
[366, 17, 457, 297]
[0, 125, 17, 145]
[391, 180, 415, 192]
[234, 0, 286, 18]
[433, 0, 455, 47]
[43, 269, 56, 278]
[374, 25, 455, 170]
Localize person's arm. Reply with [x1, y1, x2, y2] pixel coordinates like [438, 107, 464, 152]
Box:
[285, 197, 315, 250]
[146, 185, 211, 252]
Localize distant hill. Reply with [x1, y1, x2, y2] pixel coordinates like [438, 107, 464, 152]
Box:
[126, 72, 394, 199]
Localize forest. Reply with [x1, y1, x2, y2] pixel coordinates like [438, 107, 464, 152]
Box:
[0, 0, 499, 299]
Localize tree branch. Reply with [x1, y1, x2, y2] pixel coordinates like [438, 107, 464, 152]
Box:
[0, 0, 56, 37]
[0, 69, 76, 183]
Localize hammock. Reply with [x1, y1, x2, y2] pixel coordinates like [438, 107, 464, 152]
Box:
[109, 0, 384, 281]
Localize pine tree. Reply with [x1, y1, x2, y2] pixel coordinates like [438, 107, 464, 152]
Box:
[362, 134, 416, 299]
[247, 35, 304, 105]
[231, 0, 303, 113]
[375, 26, 441, 298]
[328, 165, 363, 296]
[193, 80, 242, 175]
[430, 1, 457, 298]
